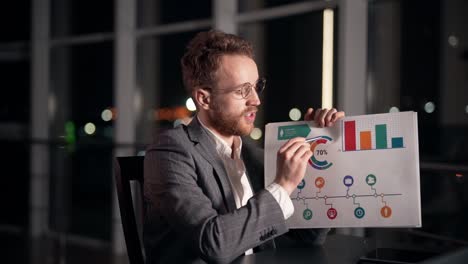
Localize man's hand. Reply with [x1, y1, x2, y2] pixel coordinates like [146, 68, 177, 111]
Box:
[274, 137, 313, 195]
[304, 108, 345, 127]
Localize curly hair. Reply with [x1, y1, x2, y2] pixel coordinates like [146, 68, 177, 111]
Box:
[180, 30, 254, 94]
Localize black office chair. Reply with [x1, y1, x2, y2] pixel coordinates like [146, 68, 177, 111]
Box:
[113, 156, 145, 264]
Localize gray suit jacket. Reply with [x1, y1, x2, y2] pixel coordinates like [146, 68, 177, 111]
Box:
[143, 117, 328, 263]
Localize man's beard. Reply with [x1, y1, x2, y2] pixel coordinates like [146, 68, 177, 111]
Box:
[209, 100, 256, 137]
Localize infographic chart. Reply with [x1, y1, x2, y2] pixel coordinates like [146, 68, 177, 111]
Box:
[265, 112, 421, 228]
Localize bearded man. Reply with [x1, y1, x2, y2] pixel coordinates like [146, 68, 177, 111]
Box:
[143, 30, 344, 264]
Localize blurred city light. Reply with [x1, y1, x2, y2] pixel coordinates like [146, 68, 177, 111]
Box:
[84, 122, 96, 135]
[186, 98, 196, 111]
[289, 108, 302, 121]
[101, 109, 113, 121]
[448, 35, 459, 47]
[389, 106, 400, 113]
[250, 127, 262, 140]
[424, 101, 435, 113]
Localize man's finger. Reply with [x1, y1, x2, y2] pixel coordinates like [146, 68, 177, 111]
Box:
[278, 137, 306, 154]
[295, 144, 312, 160]
[332, 111, 346, 122]
[304, 108, 315, 121]
[325, 108, 338, 126]
[281, 141, 310, 160]
[316, 108, 329, 127]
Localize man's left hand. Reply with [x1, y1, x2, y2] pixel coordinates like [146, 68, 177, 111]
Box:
[304, 108, 345, 127]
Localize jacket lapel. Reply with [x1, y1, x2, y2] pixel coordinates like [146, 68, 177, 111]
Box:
[185, 118, 277, 252]
[186, 117, 237, 212]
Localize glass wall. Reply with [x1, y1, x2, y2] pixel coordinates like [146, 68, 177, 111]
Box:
[136, 30, 211, 142]
[51, 0, 114, 37]
[20, 0, 468, 263]
[367, 0, 468, 249]
[0, 0, 335, 262]
[49, 42, 114, 240]
[0, 59, 30, 228]
[239, 9, 331, 148]
[137, 0, 211, 27]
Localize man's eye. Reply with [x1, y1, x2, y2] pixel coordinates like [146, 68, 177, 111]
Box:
[234, 89, 243, 94]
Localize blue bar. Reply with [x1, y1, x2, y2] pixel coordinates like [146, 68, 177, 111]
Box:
[392, 137, 404, 148]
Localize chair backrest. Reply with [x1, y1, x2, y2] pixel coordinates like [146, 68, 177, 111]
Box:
[113, 156, 145, 264]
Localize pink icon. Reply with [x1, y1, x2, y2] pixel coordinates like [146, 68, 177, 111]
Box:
[327, 208, 337, 220]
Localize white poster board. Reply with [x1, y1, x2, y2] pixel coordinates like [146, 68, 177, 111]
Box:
[265, 112, 421, 228]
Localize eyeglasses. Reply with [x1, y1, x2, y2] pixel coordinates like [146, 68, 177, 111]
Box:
[206, 78, 266, 99]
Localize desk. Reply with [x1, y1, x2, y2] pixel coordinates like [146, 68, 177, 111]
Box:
[233, 233, 468, 264]
[233, 234, 371, 264]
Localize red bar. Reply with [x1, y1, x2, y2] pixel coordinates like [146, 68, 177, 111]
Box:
[344, 121, 356, 151]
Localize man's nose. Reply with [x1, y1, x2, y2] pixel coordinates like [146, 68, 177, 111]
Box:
[246, 88, 261, 106]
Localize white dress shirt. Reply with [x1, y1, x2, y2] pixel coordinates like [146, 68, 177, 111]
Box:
[198, 118, 295, 255]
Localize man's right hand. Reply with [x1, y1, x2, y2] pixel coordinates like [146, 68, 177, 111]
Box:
[274, 137, 313, 195]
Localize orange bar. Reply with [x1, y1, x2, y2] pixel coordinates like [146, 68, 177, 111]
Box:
[360, 131, 372, 150]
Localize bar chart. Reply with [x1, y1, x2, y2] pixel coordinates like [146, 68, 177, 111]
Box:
[343, 120, 405, 152]
[265, 111, 421, 228]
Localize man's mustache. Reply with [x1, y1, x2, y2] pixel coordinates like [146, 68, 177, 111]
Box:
[241, 107, 258, 115]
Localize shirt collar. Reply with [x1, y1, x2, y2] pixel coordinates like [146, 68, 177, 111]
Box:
[197, 116, 243, 159]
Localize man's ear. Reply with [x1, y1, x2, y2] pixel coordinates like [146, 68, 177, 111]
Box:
[193, 88, 211, 110]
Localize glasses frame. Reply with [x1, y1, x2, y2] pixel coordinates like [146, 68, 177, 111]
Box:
[205, 77, 266, 99]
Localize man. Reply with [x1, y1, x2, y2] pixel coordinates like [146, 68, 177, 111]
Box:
[144, 30, 345, 263]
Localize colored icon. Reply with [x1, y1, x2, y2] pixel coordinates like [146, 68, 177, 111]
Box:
[366, 174, 377, 186]
[303, 209, 313, 220]
[315, 177, 325, 189]
[343, 175, 354, 187]
[278, 124, 311, 140]
[307, 136, 333, 170]
[327, 208, 338, 220]
[381, 206, 392, 218]
[297, 179, 306, 189]
[354, 207, 365, 219]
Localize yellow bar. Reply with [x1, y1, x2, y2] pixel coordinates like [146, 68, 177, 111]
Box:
[360, 131, 372, 150]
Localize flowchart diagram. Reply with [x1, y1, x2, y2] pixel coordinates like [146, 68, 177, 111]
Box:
[265, 112, 421, 228]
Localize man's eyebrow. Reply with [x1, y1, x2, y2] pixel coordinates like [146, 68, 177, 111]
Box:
[232, 82, 250, 88]
[240, 79, 259, 86]
[231, 79, 258, 89]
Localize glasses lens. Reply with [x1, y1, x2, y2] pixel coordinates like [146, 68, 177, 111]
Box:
[256, 78, 266, 94]
[240, 78, 266, 98]
[241, 84, 252, 98]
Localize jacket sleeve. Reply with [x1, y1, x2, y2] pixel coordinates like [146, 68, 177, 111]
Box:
[242, 136, 330, 248]
[144, 131, 289, 263]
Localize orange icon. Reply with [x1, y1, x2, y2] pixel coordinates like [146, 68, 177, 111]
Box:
[381, 206, 392, 218]
[315, 177, 325, 188]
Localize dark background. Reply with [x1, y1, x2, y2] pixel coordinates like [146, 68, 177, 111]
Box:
[0, 0, 467, 263]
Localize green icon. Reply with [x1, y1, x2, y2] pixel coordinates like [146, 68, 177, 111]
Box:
[297, 179, 306, 189]
[354, 207, 365, 219]
[366, 174, 377, 186]
[278, 124, 311, 140]
[303, 209, 313, 220]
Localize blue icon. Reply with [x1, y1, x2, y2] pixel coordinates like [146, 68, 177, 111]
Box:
[343, 175, 354, 187]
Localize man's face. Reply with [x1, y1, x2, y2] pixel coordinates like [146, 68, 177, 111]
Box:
[207, 54, 261, 137]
